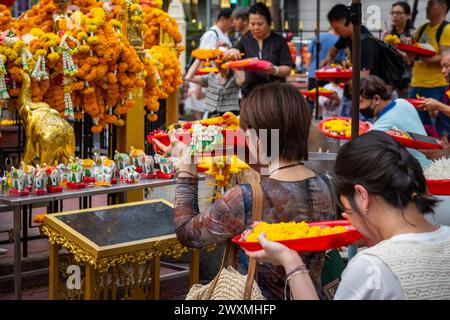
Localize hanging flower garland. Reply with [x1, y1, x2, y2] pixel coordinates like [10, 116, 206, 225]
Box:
[142, 7, 182, 50]
[0, 5, 14, 32]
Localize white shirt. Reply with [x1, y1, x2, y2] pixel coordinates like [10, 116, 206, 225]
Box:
[199, 25, 232, 49]
[335, 225, 450, 300]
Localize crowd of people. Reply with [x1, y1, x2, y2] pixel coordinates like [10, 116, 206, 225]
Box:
[152, 1, 450, 300]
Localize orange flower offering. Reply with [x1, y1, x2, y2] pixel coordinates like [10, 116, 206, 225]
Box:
[242, 221, 348, 242]
[196, 67, 219, 75]
[302, 87, 334, 98]
[191, 48, 223, 61]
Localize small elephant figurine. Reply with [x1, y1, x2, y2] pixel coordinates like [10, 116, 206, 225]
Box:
[33, 165, 47, 195]
[142, 154, 155, 179]
[114, 150, 131, 171]
[10, 166, 29, 196]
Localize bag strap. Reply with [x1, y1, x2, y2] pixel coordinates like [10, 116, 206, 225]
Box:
[436, 21, 449, 46]
[203, 182, 263, 300]
[417, 23, 428, 43]
[244, 182, 263, 299]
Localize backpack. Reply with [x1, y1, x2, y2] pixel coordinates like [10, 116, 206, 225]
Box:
[361, 33, 411, 90]
[417, 21, 450, 46]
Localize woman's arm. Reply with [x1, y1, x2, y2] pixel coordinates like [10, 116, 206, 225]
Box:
[186, 75, 205, 86]
[194, 84, 206, 100]
[234, 70, 246, 87]
[422, 98, 450, 117]
[174, 181, 249, 248]
[245, 233, 319, 300]
[262, 65, 292, 77]
[186, 58, 203, 80]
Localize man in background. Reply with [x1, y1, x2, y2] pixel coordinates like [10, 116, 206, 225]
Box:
[198, 8, 234, 49]
[232, 7, 250, 45]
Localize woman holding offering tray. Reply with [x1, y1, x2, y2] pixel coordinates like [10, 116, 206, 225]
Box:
[225, 3, 294, 98]
[246, 131, 450, 300]
[152, 83, 335, 300]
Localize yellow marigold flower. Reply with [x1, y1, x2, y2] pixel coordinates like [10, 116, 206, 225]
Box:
[77, 32, 88, 41]
[47, 52, 60, 62]
[243, 221, 350, 242]
[87, 36, 99, 45]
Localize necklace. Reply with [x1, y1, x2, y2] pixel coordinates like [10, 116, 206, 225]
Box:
[269, 162, 303, 176]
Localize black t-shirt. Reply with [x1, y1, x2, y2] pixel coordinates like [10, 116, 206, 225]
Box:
[235, 31, 294, 98]
[334, 26, 381, 77]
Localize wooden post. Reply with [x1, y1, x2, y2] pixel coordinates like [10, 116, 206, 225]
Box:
[49, 243, 60, 300]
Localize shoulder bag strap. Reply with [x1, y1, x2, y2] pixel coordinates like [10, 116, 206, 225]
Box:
[243, 182, 263, 299]
[417, 23, 428, 42]
[436, 21, 449, 46]
[204, 182, 263, 300]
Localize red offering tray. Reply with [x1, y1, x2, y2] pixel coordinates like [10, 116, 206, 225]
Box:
[301, 90, 334, 98]
[426, 179, 450, 195]
[396, 43, 436, 57]
[224, 58, 273, 71]
[387, 131, 443, 150]
[318, 117, 372, 140]
[232, 220, 362, 253]
[315, 70, 352, 80]
[406, 98, 425, 109]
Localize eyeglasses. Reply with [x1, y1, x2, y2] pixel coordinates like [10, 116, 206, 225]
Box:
[390, 11, 406, 16]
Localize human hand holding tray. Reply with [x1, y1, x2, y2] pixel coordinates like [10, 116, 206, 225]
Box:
[232, 220, 362, 253]
[222, 58, 273, 71]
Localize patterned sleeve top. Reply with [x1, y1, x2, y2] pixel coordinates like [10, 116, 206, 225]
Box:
[174, 174, 336, 299]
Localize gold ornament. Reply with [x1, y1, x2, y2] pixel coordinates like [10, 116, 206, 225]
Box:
[19, 71, 75, 165]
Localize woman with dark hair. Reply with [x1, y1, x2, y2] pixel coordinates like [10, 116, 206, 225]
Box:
[386, 1, 416, 40]
[153, 83, 335, 299]
[246, 130, 450, 300]
[226, 3, 294, 98]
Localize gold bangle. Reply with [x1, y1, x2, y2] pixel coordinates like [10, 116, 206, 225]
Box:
[286, 269, 309, 282]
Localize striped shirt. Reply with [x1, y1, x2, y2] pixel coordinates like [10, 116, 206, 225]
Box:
[201, 73, 240, 113]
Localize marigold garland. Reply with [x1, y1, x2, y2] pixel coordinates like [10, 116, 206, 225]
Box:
[0, 0, 182, 130]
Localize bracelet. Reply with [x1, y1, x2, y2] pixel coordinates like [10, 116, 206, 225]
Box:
[286, 264, 308, 279]
[284, 264, 309, 300]
[273, 65, 280, 76]
[286, 269, 309, 282]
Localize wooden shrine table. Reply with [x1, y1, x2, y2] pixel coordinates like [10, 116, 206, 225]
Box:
[42, 199, 201, 300]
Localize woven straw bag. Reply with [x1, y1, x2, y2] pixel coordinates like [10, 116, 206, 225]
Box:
[186, 182, 266, 300]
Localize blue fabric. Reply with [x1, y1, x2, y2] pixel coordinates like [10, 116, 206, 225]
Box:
[376, 100, 397, 119]
[340, 96, 352, 117]
[308, 33, 346, 77]
[371, 99, 432, 167]
[409, 86, 447, 126]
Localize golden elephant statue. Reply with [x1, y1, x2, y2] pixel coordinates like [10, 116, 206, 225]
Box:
[18, 71, 75, 165]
